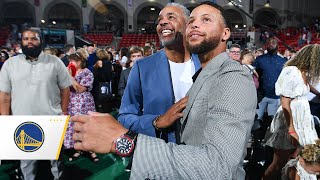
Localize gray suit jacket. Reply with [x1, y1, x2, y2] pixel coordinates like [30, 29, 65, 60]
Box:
[118, 67, 131, 97]
[130, 52, 257, 180]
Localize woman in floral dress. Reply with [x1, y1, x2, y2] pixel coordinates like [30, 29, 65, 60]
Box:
[263, 44, 320, 179]
[64, 51, 98, 162]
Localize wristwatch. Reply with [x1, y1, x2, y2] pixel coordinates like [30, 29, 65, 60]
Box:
[153, 115, 161, 131]
[114, 131, 138, 157]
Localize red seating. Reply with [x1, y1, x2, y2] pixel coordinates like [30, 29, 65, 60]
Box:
[0, 27, 10, 46]
[119, 34, 160, 48]
[83, 33, 113, 46]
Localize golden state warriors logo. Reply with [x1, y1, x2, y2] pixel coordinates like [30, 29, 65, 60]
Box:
[14, 122, 44, 152]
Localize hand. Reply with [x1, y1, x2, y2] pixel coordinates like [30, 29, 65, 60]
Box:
[156, 96, 188, 129]
[289, 132, 300, 147]
[94, 60, 103, 68]
[97, 60, 103, 68]
[288, 125, 299, 146]
[72, 111, 128, 154]
[291, 147, 300, 158]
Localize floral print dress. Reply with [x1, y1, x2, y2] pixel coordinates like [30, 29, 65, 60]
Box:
[64, 68, 96, 149]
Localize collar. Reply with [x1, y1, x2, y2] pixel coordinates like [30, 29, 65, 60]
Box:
[23, 52, 45, 64]
[192, 68, 202, 83]
[168, 56, 193, 64]
[296, 160, 318, 178]
[27, 57, 38, 62]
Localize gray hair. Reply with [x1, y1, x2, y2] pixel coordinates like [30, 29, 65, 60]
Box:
[165, 3, 190, 21]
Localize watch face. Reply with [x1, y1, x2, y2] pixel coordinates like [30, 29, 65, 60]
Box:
[115, 136, 134, 156]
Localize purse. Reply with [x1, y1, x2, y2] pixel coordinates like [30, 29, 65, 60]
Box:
[98, 81, 112, 99]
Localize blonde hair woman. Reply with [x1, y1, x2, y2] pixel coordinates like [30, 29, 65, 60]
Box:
[264, 44, 320, 179]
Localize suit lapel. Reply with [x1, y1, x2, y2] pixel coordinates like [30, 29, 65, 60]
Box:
[192, 54, 201, 71]
[180, 52, 230, 126]
[155, 50, 175, 104]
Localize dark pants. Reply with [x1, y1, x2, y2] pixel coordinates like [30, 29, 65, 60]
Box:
[309, 101, 320, 136]
[309, 101, 320, 118]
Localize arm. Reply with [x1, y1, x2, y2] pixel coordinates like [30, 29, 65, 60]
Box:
[130, 69, 257, 179]
[287, 166, 300, 180]
[118, 60, 185, 136]
[70, 76, 87, 93]
[281, 95, 299, 145]
[56, 58, 73, 94]
[72, 67, 256, 179]
[0, 91, 10, 115]
[60, 87, 70, 114]
[0, 61, 12, 115]
[118, 64, 158, 136]
[281, 96, 293, 127]
[93, 60, 102, 69]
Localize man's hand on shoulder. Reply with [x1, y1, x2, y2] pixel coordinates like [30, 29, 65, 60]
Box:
[72, 111, 128, 154]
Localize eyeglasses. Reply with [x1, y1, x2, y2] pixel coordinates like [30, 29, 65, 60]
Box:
[230, 51, 240, 55]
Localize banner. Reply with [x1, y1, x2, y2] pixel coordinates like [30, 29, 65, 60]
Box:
[0, 116, 69, 160]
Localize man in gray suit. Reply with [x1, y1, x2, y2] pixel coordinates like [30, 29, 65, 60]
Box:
[72, 2, 257, 179]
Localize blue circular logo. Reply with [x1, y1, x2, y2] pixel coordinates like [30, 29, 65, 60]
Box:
[14, 122, 45, 152]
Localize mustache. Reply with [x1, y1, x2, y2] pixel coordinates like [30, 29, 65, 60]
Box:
[21, 43, 43, 58]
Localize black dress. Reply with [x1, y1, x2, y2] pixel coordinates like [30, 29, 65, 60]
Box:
[92, 59, 113, 112]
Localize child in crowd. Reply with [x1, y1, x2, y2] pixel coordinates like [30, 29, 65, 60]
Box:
[64, 50, 99, 162]
[263, 44, 320, 179]
[282, 139, 320, 180]
[241, 53, 259, 89]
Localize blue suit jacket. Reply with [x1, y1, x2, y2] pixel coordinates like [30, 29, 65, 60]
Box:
[118, 50, 201, 142]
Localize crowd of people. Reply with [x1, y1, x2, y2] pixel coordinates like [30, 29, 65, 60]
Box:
[1, 1, 320, 180]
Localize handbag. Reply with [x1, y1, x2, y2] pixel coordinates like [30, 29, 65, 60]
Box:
[98, 81, 112, 99]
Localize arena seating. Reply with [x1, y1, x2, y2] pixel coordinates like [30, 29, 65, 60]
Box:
[277, 27, 320, 53]
[119, 33, 159, 48]
[83, 33, 113, 46]
[0, 27, 10, 46]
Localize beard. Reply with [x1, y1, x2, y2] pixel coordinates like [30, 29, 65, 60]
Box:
[21, 43, 43, 58]
[186, 35, 221, 57]
[267, 47, 278, 54]
[160, 32, 184, 47]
